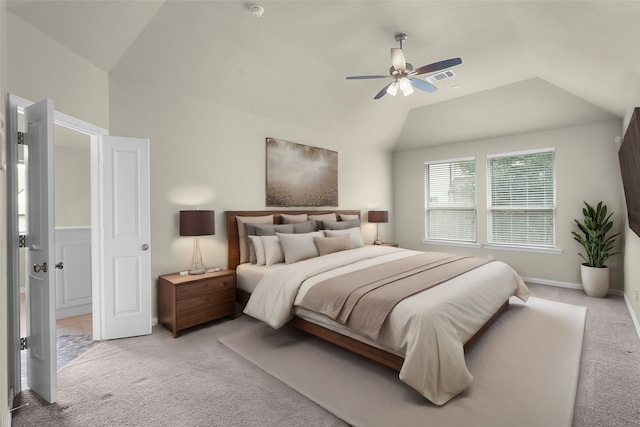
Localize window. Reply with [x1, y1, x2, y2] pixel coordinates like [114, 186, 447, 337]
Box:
[487, 148, 556, 248]
[425, 158, 476, 243]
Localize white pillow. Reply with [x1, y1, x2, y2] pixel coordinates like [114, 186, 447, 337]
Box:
[236, 215, 273, 264]
[281, 213, 308, 224]
[324, 227, 365, 248]
[276, 231, 324, 264]
[248, 235, 266, 266]
[339, 214, 359, 221]
[261, 236, 285, 266]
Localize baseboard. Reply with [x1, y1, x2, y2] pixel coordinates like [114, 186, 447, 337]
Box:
[624, 295, 640, 341]
[521, 276, 624, 297]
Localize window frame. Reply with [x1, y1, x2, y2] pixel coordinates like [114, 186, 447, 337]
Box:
[423, 156, 478, 246]
[485, 147, 558, 251]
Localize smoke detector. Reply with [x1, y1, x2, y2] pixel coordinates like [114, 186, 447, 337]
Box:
[250, 5, 264, 18]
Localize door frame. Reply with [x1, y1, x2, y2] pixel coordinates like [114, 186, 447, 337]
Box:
[7, 94, 109, 394]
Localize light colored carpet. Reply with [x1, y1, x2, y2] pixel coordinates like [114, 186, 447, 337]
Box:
[11, 315, 347, 427]
[220, 296, 587, 427]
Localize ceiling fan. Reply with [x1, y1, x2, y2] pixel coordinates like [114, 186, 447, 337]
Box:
[346, 33, 462, 100]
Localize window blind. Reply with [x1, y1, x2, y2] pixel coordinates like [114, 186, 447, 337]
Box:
[425, 158, 476, 242]
[487, 149, 556, 247]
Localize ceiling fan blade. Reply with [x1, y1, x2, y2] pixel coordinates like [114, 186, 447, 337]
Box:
[409, 78, 437, 93]
[374, 82, 393, 100]
[411, 58, 462, 76]
[346, 75, 390, 80]
[391, 48, 406, 71]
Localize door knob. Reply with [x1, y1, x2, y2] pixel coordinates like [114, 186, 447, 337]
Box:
[141, 244, 149, 251]
[33, 262, 48, 273]
[55, 262, 64, 269]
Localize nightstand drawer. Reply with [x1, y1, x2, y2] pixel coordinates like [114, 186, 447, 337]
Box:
[176, 288, 235, 313]
[176, 276, 234, 300]
[177, 298, 235, 330]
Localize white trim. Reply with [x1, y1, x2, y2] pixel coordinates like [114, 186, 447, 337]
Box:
[9, 94, 108, 136]
[424, 155, 475, 166]
[484, 243, 562, 255]
[521, 276, 624, 296]
[486, 146, 555, 159]
[422, 239, 481, 249]
[623, 295, 640, 341]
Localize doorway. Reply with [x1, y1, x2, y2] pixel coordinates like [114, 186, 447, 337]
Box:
[16, 112, 96, 389]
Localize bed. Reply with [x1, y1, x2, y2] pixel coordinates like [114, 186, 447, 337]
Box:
[226, 210, 529, 405]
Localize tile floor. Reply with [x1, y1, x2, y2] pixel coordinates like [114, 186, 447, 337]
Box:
[20, 293, 95, 389]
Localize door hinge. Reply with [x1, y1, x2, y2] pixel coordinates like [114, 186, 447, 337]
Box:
[17, 131, 24, 145]
[18, 234, 26, 248]
[20, 337, 28, 351]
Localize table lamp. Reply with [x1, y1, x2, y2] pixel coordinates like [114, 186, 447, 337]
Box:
[180, 210, 215, 274]
[368, 210, 388, 245]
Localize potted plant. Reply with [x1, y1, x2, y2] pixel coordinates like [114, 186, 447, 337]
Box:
[571, 201, 620, 297]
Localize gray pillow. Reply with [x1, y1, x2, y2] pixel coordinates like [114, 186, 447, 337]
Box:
[293, 221, 314, 233]
[246, 223, 295, 236]
[318, 220, 360, 230]
[313, 235, 353, 256]
[276, 231, 324, 264]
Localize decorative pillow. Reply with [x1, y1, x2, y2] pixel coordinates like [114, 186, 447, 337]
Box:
[281, 213, 308, 224]
[293, 221, 314, 233]
[318, 219, 360, 230]
[313, 235, 353, 256]
[308, 213, 337, 231]
[339, 214, 359, 221]
[237, 215, 273, 264]
[261, 236, 285, 266]
[276, 231, 324, 264]
[248, 235, 266, 266]
[324, 227, 365, 248]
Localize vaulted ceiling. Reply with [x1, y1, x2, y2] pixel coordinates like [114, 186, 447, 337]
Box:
[7, 1, 637, 149]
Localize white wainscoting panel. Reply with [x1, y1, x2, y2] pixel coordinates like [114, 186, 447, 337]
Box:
[55, 226, 92, 319]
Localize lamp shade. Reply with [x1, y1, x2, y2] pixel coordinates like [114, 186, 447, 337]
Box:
[368, 211, 388, 223]
[180, 210, 215, 236]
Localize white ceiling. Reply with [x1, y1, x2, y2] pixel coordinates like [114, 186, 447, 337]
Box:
[7, 1, 638, 149]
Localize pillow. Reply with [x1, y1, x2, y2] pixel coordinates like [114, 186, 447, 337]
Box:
[246, 223, 295, 236]
[324, 227, 365, 248]
[313, 235, 353, 256]
[318, 219, 360, 230]
[308, 213, 337, 231]
[293, 221, 314, 233]
[339, 214, 359, 221]
[261, 236, 285, 266]
[276, 231, 324, 264]
[281, 213, 308, 224]
[248, 235, 266, 266]
[237, 215, 273, 264]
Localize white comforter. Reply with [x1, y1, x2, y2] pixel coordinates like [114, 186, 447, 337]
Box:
[244, 246, 529, 405]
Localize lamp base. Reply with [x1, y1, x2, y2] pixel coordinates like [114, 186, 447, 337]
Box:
[188, 268, 206, 275]
[188, 237, 206, 275]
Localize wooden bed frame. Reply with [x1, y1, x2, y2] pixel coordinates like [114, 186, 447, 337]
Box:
[225, 210, 508, 372]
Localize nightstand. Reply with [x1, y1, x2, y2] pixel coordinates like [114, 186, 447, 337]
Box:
[158, 269, 236, 338]
[368, 242, 399, 247]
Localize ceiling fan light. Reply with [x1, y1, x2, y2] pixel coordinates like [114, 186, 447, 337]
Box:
[402, 84, 414, 96]
[387, 82, 399, 96]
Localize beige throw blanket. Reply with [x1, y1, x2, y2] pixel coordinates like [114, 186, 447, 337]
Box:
[299, 252, 493, 340]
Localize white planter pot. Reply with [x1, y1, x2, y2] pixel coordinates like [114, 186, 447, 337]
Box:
[580, 264, 609, 298]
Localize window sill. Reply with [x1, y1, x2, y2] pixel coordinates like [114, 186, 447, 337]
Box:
[483, 244, 562, 255]
[422, 239, 482, 249]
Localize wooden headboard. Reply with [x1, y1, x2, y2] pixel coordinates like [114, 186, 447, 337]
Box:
[225, 210, 361, 271]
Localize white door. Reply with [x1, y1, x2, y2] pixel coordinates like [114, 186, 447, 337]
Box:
[24, 99, 57, 403]
[97, 136, 151, 340]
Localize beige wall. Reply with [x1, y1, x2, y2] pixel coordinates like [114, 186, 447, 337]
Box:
[54, 143, 91, 227]
[7, 13, 109, 129]
[1, 1, 9, 425]
[393, 119, 624, 290]
[108, 76, 394, 316]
